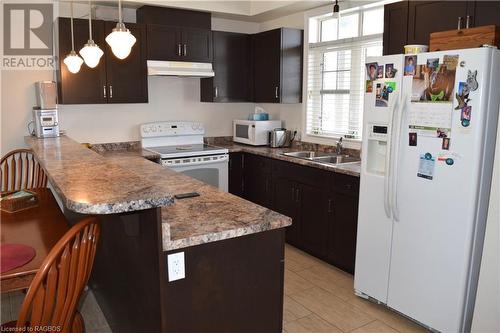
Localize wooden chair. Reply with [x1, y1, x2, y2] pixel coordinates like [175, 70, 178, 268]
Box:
[1, 149, 48, 192]
[1, 218, 101, 333]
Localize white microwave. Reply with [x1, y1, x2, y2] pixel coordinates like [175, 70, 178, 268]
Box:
[233, 120, 282, 146]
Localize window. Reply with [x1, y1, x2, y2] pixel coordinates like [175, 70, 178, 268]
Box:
[306, 4, 384, 139]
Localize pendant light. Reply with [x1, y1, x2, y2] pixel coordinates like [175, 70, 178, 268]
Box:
[63, 1, 83, 74]
[79, 0, 103, 68]
[333, 0, 340, 19]
[105, 0, 136, 60]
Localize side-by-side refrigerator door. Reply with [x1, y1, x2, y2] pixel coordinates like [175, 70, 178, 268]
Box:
[386, 48, 498, 332]
[354, 54, 403, 303]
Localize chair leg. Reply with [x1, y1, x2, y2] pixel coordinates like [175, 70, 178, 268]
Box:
[71, 312, 85, 333]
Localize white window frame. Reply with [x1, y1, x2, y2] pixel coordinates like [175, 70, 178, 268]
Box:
[302, 1, 388, 148]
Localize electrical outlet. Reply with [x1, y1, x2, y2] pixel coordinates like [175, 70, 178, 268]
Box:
[167, 252, 185, 282]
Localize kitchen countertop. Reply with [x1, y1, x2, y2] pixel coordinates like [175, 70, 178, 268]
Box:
[214, 143, 361, 177]
[25, 136, 175, 214]
[26, 136, 291, 251]
[104, 151, 291, 251]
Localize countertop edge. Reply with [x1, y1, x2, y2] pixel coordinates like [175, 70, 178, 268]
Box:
[25, 136, 175, 215]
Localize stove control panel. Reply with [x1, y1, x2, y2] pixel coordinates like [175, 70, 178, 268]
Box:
[140, 121, 205, 137]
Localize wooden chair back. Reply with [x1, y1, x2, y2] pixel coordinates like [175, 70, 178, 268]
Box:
[16, 218, 101, 333]
[1, 149, 48, 192]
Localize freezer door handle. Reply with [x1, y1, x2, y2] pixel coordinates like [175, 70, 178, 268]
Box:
[391, 95, 408, 222]
[384, 93, 401, 219]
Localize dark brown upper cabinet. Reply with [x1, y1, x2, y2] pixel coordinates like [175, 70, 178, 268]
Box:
[200, 31, 251, 103]
[104, 22, 148, 104]
[138, 6, 212, 63]
[57, 18, 148, 104]
[383, 1, 500, 55]
[252, 28, 303, 104]
[407, 1, 468, 45]
[145, 25, 212, 62]
[468, 1, 500, 28]
[383, 1, 409, 55]
[57, 18, 107, 104]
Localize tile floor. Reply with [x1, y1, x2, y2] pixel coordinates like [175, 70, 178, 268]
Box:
[1, 244, 428, 333]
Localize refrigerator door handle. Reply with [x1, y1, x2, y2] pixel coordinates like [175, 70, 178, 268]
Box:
[391, 94, 408, 222]
[384, 93, 401, 219]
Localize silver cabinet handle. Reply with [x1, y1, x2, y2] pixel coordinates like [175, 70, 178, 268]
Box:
[458, 17, 463, 30]
[214, 86, 218, 99]
[103, 85, 107, 99]
[177, 43, 182, 56]
[275, 86, 279, 99]
[109, 85, 113, 99]
[295, 188, 300, 202]
[291, 186, 295, 201]
[466, 15, 471, 29]
[183, 44, 187, 56]
[328, 198, 333, 213]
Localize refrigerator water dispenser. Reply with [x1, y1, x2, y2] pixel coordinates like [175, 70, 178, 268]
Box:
[366, 124, 388, 174]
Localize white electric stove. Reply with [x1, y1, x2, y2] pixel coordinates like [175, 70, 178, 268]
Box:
[140, 121, 229, 191]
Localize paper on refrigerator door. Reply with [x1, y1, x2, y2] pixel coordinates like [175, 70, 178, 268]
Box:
[408, 103, 452, 138]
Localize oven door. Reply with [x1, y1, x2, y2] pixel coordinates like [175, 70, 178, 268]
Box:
[163, 155, 229, 192]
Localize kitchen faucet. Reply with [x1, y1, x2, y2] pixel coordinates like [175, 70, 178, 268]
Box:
[336, 137, 343, 155]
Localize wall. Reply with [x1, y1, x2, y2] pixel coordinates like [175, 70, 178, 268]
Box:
[0, 4, 264, 155]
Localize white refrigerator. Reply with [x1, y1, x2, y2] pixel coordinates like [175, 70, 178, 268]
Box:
[355, 47, 500, 333]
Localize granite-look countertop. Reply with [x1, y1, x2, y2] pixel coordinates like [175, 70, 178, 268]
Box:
[25, 136, 175, 214]
[96, 151, 292, 251]
[213, 143, 361, 177]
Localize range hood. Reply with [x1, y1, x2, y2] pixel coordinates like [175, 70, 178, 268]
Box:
[147, 60, 214, 77]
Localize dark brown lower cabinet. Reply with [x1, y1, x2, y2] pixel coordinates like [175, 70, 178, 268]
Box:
[296, 183, 329, 259]
[242, 154, 273, 208]
[327, 193, 359, 274]
[228, 152, 244, 196]
[236, 153, 360, 274]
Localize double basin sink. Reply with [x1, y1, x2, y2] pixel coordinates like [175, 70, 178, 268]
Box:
[282, 151, 360, 165]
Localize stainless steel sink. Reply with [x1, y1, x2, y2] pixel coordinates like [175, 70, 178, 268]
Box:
[282, 151, 332, 159]
[312, 155, 360, 164]
[282, 151, 360, 165]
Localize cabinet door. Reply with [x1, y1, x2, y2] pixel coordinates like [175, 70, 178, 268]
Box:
[146, 24, 181, 61]
[57, 18, 107, 104]
[297, 184, 329, 259]
[105, 22, 148, 104]
[469, 1, 500, 28]
[242, 155, 272, 208]
[228, 152, 244, 197]
[383, 1, 409, 55]
[407, 1, 468, 45]
[328, 192, 359, 274]
[201, 31, 251, 102]
[181, 28, 212, 62]
[252, 29, 281, 103]
[273, 176, 299, 246]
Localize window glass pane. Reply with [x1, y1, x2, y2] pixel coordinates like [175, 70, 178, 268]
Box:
[321, 18, 338, 41]
[337, 71, 350, 90]
[338, 50, 351, 70]
[321, 94, 350, 133]
[323, 72, 337, 90]
[365, 45, 383, 57]
[309, 17, 319, 43]
[323, 51, 338, 71]
[362, 8, 384, 35]
[338, 13, 359, 39]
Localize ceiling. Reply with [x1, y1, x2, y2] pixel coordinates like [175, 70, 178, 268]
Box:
[117, 0, 332, 22]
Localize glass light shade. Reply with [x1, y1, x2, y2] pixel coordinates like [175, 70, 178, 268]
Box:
[105, 23, 136, 60]
[79, 40, 104, 68]
[63, 50, 84, 74]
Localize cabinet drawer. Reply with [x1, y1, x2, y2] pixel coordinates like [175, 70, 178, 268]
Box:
[332, 174, 359, 196]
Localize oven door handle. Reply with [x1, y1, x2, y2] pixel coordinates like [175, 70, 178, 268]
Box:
[163, 155, 229, 167]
